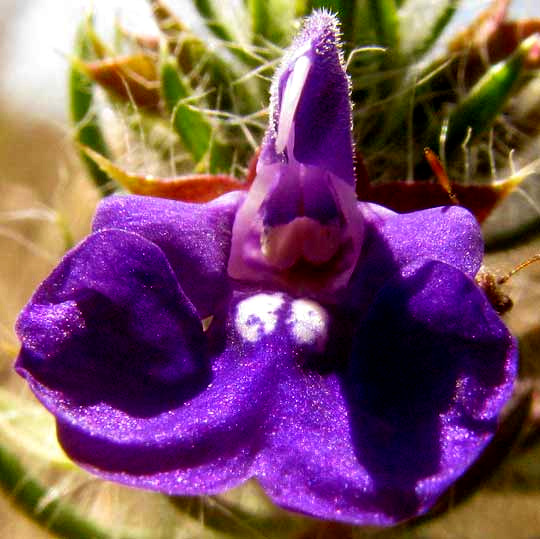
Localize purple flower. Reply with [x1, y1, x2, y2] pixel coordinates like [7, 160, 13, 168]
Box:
[15, 12, 517, 526]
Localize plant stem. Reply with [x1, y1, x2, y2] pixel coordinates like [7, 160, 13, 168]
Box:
[0, 441, 138, 539]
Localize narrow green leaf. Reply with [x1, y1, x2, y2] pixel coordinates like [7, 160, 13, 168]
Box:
[160, 48, 232, 172]
[417, 0, 458, 56]
[366, 0, 399, 50]
[69, 18, 114, 195]
[149, 0, 263, 113]
[161, 51, 212, 164]
[441, 34, 539, 156]
[0, 441, 137, 539]
[192, 0, 261, 68]
[350, 1, 378, 49]
[247, 0, 295, 46]
[193, 0, 236, 42]
[295, 0, 309, 17]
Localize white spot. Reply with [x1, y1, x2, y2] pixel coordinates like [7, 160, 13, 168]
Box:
[235, 293, 285, 343]
[286, 299, 329, 350]
[275, 53, 312, 154]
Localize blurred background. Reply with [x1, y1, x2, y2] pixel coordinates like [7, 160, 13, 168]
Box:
[2, 1, 540, 538]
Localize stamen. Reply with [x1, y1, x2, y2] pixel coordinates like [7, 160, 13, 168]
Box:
[424, 147, 459, 205]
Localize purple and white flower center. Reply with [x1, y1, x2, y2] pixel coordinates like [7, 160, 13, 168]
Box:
[235, 294, 329, 349]
[235, 293, 284, 342]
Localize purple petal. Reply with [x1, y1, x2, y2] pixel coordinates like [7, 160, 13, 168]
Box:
[256, 366, 391, 525]
[252, 260, 515, 525]
[52, 329, 277, 492]
[93, 191, 244, 317]
[55, 288, 334, 493]
[345, 203, 484, 313]
[16, 287, 310, 493]
[343, 259, 516, 522]
[16, 229, 207, 414]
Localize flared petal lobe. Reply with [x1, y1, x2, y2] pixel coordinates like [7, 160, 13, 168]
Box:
[15, 233, 276, 492]
[93, 191, 244, 318]
[253, 260, 516, 526]
[16, 229, 207, 412]
[345, 260, 516, 523]
[346, 203, 484, 312]
[22, 287, 335, 495]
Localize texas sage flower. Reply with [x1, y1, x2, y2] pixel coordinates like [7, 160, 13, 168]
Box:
[15, 12, 517, 526]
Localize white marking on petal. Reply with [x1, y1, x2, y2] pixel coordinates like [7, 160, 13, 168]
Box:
[286, 299, 329, 350]
[275, 54, 312, 154]
[235, 293, 285, 342]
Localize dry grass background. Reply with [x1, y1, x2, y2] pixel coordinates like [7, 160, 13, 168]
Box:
[2, 2, 540, 538]
[0, 103, 97, 539]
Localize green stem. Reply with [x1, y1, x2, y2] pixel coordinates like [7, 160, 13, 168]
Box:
[0, 442, 137, 539]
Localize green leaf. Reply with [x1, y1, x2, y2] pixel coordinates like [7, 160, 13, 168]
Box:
[149, 0, 263, 114]
[440, 34, 539, 157]
[160, 48, 232, 172]
[192, 0, 258, 67]
[69, 18, 114, 195]
[193, 0, 237, 42]
[366, 0, 399, 51]
[247, 0, 296, 46]
[295, 0, 309, 17]
[161, 51, 211, 163]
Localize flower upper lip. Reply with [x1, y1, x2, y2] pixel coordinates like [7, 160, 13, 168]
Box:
[14, 10, 517, 527]
[227, 12, 364, 298]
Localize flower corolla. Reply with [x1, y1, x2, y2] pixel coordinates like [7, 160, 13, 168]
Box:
[15, 12, 517, 526]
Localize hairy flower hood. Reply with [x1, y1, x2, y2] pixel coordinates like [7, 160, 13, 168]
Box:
[15, 11, 517, 527]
